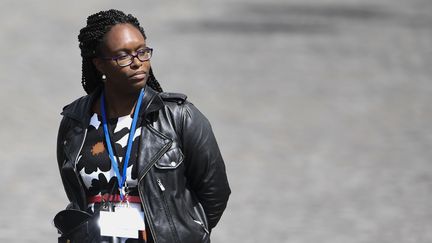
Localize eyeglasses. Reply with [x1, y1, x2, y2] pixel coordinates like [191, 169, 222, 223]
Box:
[101, 48, 153, 67]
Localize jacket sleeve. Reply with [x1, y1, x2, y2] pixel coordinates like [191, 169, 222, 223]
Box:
[56, 116, 80, 210]
[180, 102, 231, 229]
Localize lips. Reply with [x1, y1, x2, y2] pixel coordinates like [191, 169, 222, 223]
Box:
[129, 71, 147, 80]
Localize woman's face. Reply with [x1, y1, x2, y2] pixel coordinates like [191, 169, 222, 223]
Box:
[93, 23, 150, 94]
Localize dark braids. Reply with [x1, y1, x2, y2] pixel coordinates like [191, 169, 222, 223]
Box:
[78, 9, 163, 94]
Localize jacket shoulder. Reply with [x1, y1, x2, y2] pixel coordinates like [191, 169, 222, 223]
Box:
[60, 93, 95, 118]
[159, 92, 188, 105]
[61, 96, 87, 112]
[61, 88, 100, 117]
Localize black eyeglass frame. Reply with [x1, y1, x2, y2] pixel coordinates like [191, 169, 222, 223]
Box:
[100, 47, 153, 67]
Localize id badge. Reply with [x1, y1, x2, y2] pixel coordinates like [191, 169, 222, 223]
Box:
[99, 205, 145, 239]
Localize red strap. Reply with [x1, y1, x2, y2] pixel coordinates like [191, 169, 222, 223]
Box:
[87, 194, 141, 204]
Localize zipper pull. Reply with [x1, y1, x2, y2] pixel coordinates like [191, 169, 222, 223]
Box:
[157, 179, 165, 191]
[193, 220, 210, 234]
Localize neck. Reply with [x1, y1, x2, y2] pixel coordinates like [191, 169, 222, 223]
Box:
[103, 86, 141, 118]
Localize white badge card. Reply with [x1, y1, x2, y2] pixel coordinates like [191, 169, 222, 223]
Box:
[99, 206, 145, 239]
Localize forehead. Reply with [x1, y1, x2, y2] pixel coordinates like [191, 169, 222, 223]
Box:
[101, 23, 146, 53]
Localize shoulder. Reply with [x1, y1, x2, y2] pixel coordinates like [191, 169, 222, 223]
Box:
[59, 95, 92, 124]
[61, 95, 90, 113]
[158, 91, 209, 125]
[158, 91, 191, 114]
[60, 89, 100, 120]
[158, 91, 199, 114]
[58, 95, 89, 127]
[159, 92, 188, 105]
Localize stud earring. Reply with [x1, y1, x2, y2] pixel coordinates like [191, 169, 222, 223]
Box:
[102, 74, 106, 80]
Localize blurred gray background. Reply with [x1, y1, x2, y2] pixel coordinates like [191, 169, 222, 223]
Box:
[0, 0, 431, 242]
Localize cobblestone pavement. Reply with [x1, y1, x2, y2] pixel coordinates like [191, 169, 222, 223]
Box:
[0, 0, 431, 242]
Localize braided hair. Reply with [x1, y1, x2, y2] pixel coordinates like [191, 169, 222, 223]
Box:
[78, 9, 163, 94]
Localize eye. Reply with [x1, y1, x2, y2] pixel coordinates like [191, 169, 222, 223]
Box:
[137, 48, 152, 60]
[137, 48, 150, 54]
[116, 54, 130, 61]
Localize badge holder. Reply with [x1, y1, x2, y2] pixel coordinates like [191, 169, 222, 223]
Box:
[98, 184, 145, 240]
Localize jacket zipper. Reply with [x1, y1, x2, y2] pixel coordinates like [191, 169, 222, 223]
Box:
[193, 219, 210, 235]
[137, 139, 172, 243]
[74, 128, 88, 170]
[74, 128, 87, 210]
[157, 179, 165, 191]
[156, 178, 180, 243]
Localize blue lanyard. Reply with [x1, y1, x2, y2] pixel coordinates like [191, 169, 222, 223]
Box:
[100, 88, 145, 200]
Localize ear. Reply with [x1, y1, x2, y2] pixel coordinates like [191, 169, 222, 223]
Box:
[92, 58, 104, 73]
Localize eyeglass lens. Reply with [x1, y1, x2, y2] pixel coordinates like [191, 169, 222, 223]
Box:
[117, 49, 152, 67]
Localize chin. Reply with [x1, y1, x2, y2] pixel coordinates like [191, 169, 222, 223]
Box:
[128, 79, 147, 93]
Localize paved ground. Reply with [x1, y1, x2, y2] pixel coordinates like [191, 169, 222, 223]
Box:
[0, 0, 431, 242]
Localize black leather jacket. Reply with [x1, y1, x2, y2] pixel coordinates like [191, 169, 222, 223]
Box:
[56, 86, 231, 243]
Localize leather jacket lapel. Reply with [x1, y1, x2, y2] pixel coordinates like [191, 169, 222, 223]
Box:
[136, 86, 173, 179]
[137, 125, 173, 180]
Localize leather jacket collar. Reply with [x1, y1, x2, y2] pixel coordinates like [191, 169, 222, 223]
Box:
[61, 85, 164, 126]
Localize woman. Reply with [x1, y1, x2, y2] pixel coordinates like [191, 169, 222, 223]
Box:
[54, 9, 231, 243]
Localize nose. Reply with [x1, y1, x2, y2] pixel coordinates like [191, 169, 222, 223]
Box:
[130, 55, 142, 68]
